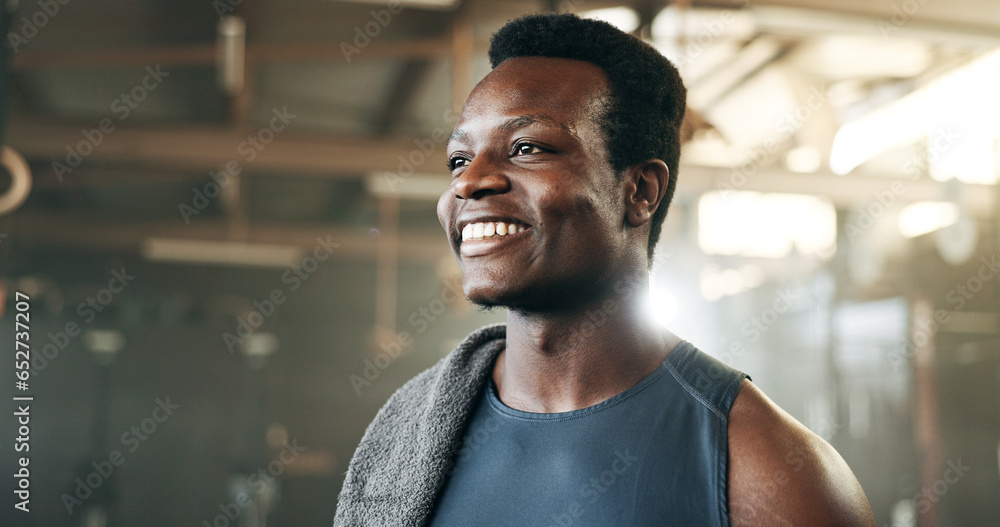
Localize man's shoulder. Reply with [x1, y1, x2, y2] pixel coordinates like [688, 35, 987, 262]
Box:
[727, 380, 876, 526]
[663, 340, 748, 421]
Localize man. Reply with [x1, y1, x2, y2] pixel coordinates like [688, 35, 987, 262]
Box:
[335, 13, 875, 527]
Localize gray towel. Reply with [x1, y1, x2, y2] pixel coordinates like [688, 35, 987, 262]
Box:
[334, 323, 506, 526]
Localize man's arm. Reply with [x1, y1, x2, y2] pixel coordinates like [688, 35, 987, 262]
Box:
[728, 380, 876, 526]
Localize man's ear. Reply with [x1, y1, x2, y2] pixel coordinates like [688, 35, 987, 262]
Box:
[624, 159, 670, 228]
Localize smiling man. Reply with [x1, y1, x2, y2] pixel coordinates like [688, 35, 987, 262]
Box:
[334, 13, 875, 527]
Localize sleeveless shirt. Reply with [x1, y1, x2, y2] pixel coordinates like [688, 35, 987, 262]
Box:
[430, 340, 748, 526]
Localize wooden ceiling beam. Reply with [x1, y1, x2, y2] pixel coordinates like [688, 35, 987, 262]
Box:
[676, 165, 997, 216]
[4, 213, 449, 263]
[10, 38, 452, 70]
[8, 120, 439, 177]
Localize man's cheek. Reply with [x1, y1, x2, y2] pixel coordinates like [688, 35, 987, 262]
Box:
[437, 195, 453, 231]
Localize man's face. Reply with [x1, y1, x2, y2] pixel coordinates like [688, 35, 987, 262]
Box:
[438, 56, 632, 311]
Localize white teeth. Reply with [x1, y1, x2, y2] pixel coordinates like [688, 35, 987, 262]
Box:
[461, 221, 528, 241]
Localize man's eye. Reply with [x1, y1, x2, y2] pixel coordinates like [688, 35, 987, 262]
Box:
[514, 143, 545, 156]
[448, 156, 470, 170]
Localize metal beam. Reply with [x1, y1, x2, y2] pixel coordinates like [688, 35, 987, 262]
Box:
[10, 39, 453, 70]
[688, 37, 791, 111]
[676, 165, 997, 216]
[5, 213, 449, 263]
[373, 60, 435, 136]
[9, 120, 439, 177]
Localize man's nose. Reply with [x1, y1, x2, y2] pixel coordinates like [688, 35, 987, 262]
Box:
[452, 155, 511, 200]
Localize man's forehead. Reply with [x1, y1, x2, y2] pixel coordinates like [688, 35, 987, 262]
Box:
[450, 58, 610, 143]
[470, 57, 609, 108]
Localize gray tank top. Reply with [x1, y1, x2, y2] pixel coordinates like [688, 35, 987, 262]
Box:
[429, 341, 748, 526]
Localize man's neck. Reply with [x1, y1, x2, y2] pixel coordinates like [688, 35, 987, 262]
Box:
[492, 280, 681, 413]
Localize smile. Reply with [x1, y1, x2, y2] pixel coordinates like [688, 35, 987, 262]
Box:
[461, 221, 529, 242]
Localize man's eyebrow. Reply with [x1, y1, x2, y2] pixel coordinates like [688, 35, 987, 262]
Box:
[448, 127, 469, 145]
[448, 114, 577, 144]
[499, 114, 576, 137]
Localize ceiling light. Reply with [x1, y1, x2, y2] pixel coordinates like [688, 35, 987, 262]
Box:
[700, 263, 765, 301]
[141, 238, 304, 268]
[217, 16, 246, 96]
[242, 332, 280, 357]
[785, 145, 822, 173]
[366, 172, 449, 200]
[84, 329, 126, 355]
[829, 48, 1000, 176]
[929, 135, 1000, 185]
[651, 6, 756, 42]
[698, 191, 836, 258]
[898, 201, 959, 238]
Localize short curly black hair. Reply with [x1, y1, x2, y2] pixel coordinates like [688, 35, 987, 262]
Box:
[489, 13, 686, 263]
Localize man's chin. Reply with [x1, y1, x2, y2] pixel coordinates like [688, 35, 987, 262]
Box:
[464, 272, 615, 315]
[465, 290, 518, 311]
[470, 301, 505, 315]
[464, 282, 534, 312]
[465, 284, 571, 315]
